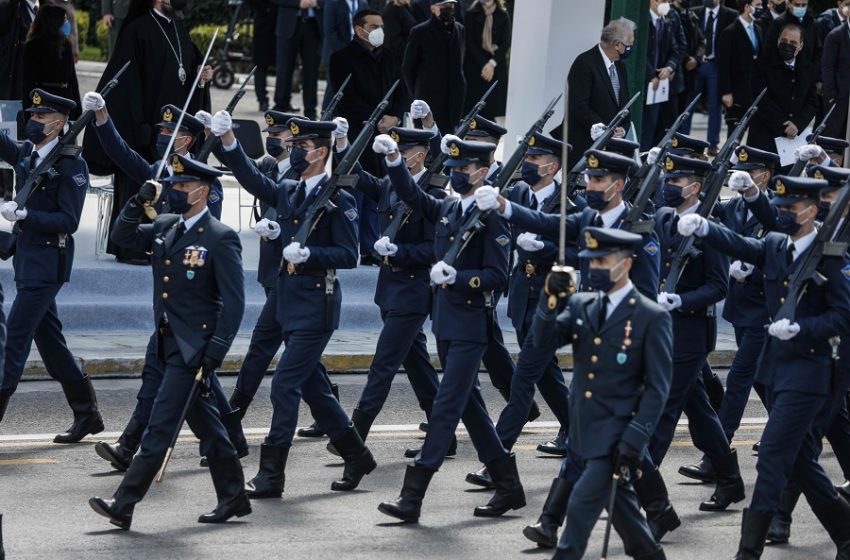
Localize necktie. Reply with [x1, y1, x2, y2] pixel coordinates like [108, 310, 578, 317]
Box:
[748, 23, 758, 51]
[29, 154, 38, 172]
[294, 181, 306, 207]
[174, 222, 186, 244]
[786, 242, 795, 265]
[609, 63, 621, 104]
[598, 295, 610, 326]
[705, 11, 715, 58]
[594, 213, 603, 227]
[655, 18, 664, 67]
[529, 193, 538, 210]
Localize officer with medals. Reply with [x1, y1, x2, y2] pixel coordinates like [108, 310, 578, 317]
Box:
[0, 89, 103, 444]
[532, 227, 671, 560]
[213, 112, 377, 498]
[640, 154, 742, 542]
[677, 176, 850, 560]
[376, 135, 525, 522]
[90, 154, 250, 529]
[327, 121, 453, 457]
[678, 146, 778, 484]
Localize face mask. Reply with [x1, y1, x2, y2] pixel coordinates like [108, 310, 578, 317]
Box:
[289, 146, 318, 174]
[619, 43, 634, 60]
[776, 208, 804, 236]
[438, 6, 455, 25]
[25, 118, 56, 145]
[363, 27, 384, 47]
[266, 137, 286, 158]
[586, 181, 618, 210]
[841, 5, 849, 17]
[657, 2, 672, 17]
[404, 153, 421, 170]
[156, 133, 188, 159]
[777, 41, 798, 60]
[451, 169, 482, 196]
[165, 185, 203, 215]
[791, 6, 807, 19]
[60, 20, 71, 37]
[662, 182, 690, 208]
[588, 259, 626, 293]
[816, 200, 831, 221]
[773, 1, 786, 12]
[752, 5, 764, 18]
[520, 160, 550, 186]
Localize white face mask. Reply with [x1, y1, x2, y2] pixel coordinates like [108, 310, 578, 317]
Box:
[365, 27, 384, 48]
[841, 4, 850, 17]
[657, 2, 671, 17]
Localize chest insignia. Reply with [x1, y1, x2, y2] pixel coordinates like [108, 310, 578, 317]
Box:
[617, 352, 627, 365]
[183, 246, 207, 268]
[842, 264, 850, 282]
[440, 216, 450, 226]
[643, 240, 659, 256]
[186, 270, 195, 280]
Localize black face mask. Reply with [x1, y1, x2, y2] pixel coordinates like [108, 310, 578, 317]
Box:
[777, 41, 798, 60]
[774, 1, 786, 13]
[817, 200, 831, 222]
[438, 6, 455, 26]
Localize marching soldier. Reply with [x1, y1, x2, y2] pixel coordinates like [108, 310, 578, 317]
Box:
[89, 154, 250, 528]
[0, 89, 103, 444]
[376, 136, 525, 522]
[676, 176, 850, 560]
[532, 227, 671, 560]
[213, 112, 377, 498]
[795, 135, 849, 168]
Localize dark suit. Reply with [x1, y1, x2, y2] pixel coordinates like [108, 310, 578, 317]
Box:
[321, 0, 367, 64]
[250, 0, 278, 107]
[748, 50, 818, 156]
[274, 0, 325, 118]
[821, 23, 850, 139]
[532, 288, 672, 558]
[560, 45, 630, 169]
[641, 12, 684, 150]
[381, 2, 417, 58]
[717, 17, 762, 126]
[764, 11, 821, 73]
[815, 8, 845, 46]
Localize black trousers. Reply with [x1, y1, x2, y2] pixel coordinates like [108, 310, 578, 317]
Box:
[274, 17, 321, 118]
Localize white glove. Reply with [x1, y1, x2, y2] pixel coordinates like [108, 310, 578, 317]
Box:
[372, 134, 398, 155]
[210, 110, 232, 137]
[82, 91, 105, 112]
[677, 214, 709, 237]
[332, 117, 349, 139]
[647, 146, 662, 165]
[283, 241, 310, 264]
[728, 170, 755, 193]
[410, 99, 431, 120]
[441, 133, 462, 156]
[474, 185, 500, 211]
[590, 123, 607, 141]
[194, 110, 213, 128]
[0, 201, 25, 222]
[254, 218, 280, 240]
[795, 144, 823, 162]
[657, 292, 682, 311]
[729, 260, 754, 281]
[373, 236, 399, 257]
[516, 232, 544, 252]
[768, 318, 801, 341]
[430, 261, 457, 285]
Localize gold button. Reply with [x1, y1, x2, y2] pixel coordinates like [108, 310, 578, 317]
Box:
[163, 276, 170, 282]
[202, 323, 207, 329]
[780, 297, 785, 304]
[594, 337, 602, 345]
[316, 283, 321, 288]
[294, 219, 299, 224]
[588, 373, 595, 380]
[665, 262, 670, 267]
[46, 241, 51, 245]
[467, 300, 472, 304]
[198, 227, 204, 232]
[165, 259, 171, 266]
[389, 214, 394, 219]
[591, 355, 598, 363]
[572, 334, 578, 340]
[784, 281, 789, 287]
[410, 274, 415, 279]
[162, 292, 169, 299]
[450, 236, 455, 241]
[584, 391, 592, 399]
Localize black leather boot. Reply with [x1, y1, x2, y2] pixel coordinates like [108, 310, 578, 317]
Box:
[245, 444, 289, 499]
[88, 497, 133, 530]
[678, 453, 716, 483]
[198, 456, 252, 523]
[330, 428, 377, 491]
[0, 389, 12, 423]
[701, 449, 745, 511]
[328, 408, 375, 457]
[229, 388, 253, 421]
[89, 454, 160, 530]
[474, 453, 526, 517]
[634, 467, 681, 542]
[536, 428, 567, 456]
[522, 477, 572, 548]
[811, 496, 850, 560]
[94, 417, 145, 472]
[378, 465, 436, 522]
[404, 434, 457, 459]
[838, 481, 850, 500]
[766, 487, 800, 544]
[733, 508, 772, 559]
[635, 547, 667, 560]
[55, 376, 105, 443]
[222, 410, 249, 458]
[297, 384, 339, 437]
[465, 465, 495, 489]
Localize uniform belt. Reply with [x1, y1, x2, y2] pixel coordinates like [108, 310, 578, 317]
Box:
[383, 262, 427, 274]
[286, 264, 327, 277]
[522, 261, 552, 278]
[158, 320, 173, 337]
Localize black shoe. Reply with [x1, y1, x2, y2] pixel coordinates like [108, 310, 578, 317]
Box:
[404, 434, 456, 459]
[700, 449, 745, 511]
[94, 417, 145, 472]
[258, 99, 269, 112]
[465, 465, 495, 489]
[229, 388, 253, 421]
[811, 496, 850, 559]
[116, 256, 151, 266]
[536, 429, 567, 456]
[634, 548, 667, 560]
[766, 487, 799, 544]
[0, 389, 12, 423]
[419, 422, 428, 433]
[55, 376, 105, 443]
[634, 467, 680, 543]
[88, 497, 132, 530]
[473, 453, 526, 517]
[198, 456, 252, 523]
[522, 477, 572, 548]
[330, 428, 376, 491]
[328, 408, 375, 457]
[678, 454, 716, 483]
[838, 481, 850, 500]
[733, 508, 772, 559]
[752, 441, 760, 453]
[245, 444, 289, 499]
[297, 422, 326, 438]
[378, 465, 436, 523]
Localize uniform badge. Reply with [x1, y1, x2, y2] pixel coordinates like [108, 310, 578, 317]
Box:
[208, 191, 221, 204]
[775, 179, 785, 196]
[469, 119, 477, 130]
[528, 135, 536, 147]
[814, 170, 824, 180]
[344, 208, 358, 221]
[183, 246, 207, 268]
[643, 240, 659, 256]
[265, 114, 275, 126]
[186, 270, 195, 280]
[495, 234, 510, 246]
[665, 157, 674, 171]
[290, 121, 300, 136]
[72, 173, 87, 187]
[32, 91, 42, 105]
[440, 216, 450, 226]
[469, 276, 481, 288]
[163, 108, 173, 123]
[587, 155, 599, 169]
[616, 352, 627, 365]
[738, 149, 749, 163]
[449, 143, 460, 158]
[842, 264, 850, 281]
[671, 137, 679, 148]
[584, 231, 599, 249]
[172, 155, 184, 173]
[390, 131, 400, 142]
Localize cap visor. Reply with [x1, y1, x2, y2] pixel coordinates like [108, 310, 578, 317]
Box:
[444, 157, 472, 167]
[579, 248, 618, 258]
[26, 106, 54, 114]
[770, 195, 813, 206]
[162, 174, 201, 184]
[526, 147, 556, 156]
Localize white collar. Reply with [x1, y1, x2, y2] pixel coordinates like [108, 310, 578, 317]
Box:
[179, 207, 209, 230]
[33, 137, 60, 161]
[600, 200, 626, 228]
[461, 195, 476, 214]
[677, 202, 700, 217]
[650, 10, 660, 25]
[738, 15, 752, 28]
[412, 168, 427, 182]
[26, 0, 38, 9]
[602, 279, 634, 318]
[277, 158, 291, 177]
[598, 44, 616, 70]
[706, 4, 719, 17]
[789, 228, 817, 260]
[303, 172, 326, 194]
[153, 8, 172, 22]
[531, 182, 556, 206]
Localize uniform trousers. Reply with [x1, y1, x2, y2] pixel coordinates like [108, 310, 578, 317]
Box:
[718, 326, 766, 440]
[481, 311, 516, 393]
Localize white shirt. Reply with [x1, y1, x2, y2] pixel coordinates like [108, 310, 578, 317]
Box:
[598, 44, 620, 88]
[530, 182, 556, 208]
[600, 200, 626, 228]
[32, 137, 60, 165]
[789, 228, 816, 261]
[650, 9, 660, 26]
[412, 168, 427, 183]
[461, 194, 476, 214]
[677, 202, 699, 217]
[179, 206, 209, 231]
[603, 279, 634, 319]
[276, 158, 291, 180]
[303, 172, 326, 196]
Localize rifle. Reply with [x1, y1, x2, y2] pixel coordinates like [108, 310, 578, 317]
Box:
[196, 64, 257, 163]
[619, 93, 703, 234]
[566, 91, 641, 197]
[441, 93, 561, 268]
[787, 101, 837, 178]
[378, 80, 499, 250]
[622, 93, 702, 204]
[663, 88, 766, 294]
[291, 80, 399, 249]
[320, 73, 351, 121]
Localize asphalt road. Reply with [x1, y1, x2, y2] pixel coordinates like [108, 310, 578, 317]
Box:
[0, 373, 843, 559]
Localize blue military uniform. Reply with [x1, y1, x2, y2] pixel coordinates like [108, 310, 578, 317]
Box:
[221, 117, 376, 498]
[531, 227, 670, 560]
[0, 89, 102, 444]
[90, 154, 250, 529]
[694, 176, 850, 558]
